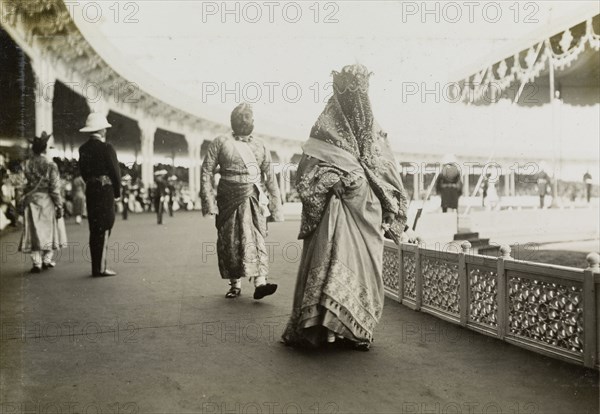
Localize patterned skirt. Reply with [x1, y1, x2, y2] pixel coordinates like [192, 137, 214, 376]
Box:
[215, 180, 268, 280]
[19, 192, 68, 253]
[282, 178, 385, 347]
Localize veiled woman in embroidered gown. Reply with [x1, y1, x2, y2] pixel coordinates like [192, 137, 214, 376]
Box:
[282, 64, 409, 350]
[18, 133, 68, 272]
[201, 103, 284, 299]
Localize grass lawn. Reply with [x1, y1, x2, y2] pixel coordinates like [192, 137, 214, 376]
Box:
[511, 246, 590, 268]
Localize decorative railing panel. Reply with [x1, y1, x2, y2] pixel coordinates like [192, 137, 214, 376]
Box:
[382, 241, 599, 370]
[402, 252, 417, 301]
[507, 276, 584, 355]
[421, 256, 460, 318]
[382, 246, 399, 295]
[468, 266, 499, 329]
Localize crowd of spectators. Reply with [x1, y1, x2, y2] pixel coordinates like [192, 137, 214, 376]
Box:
[1, 153, 596, 231]
[1, 155, 196, 231]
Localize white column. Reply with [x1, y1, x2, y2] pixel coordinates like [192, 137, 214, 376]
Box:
[190, 144, 197, 202]
[139, 121, 156, 188]
[195, 144, 202, 206]
[510, 171, 516, 196]
[277, 152, 293, 203]
[463, 173, 470, 197]
[197, 143, 204, 207]
[187, 139, 199, 201]
[284, 163, 292, 201]
[413, 173, 419, 201]
[33, 58, 55, 136]
[186, 135, 204, 206]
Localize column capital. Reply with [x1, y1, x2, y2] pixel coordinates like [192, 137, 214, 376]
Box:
[138, 120, 157, 138]
[185, 134, 204, 151]
[87, 97, 110, 117]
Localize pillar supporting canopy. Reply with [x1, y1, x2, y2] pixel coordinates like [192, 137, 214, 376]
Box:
[32, 57, 56, 136]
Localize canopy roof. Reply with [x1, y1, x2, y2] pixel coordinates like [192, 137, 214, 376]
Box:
[453, 8, 599, 106]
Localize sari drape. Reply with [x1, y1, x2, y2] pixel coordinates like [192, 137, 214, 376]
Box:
[201, 134, 283, 281]
[215, 179, 268, 280]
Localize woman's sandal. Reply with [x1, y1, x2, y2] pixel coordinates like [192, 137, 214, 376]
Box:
[225, 287, 241, 299]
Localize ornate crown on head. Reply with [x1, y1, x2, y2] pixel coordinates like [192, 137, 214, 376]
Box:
[332, 64, 372, 95]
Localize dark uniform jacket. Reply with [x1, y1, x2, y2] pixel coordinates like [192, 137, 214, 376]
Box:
[79, 138, 121, 198]
[436, 163, 463, 210]
[79, 137, 121, 231]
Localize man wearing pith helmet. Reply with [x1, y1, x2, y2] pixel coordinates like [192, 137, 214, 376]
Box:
[78, 112, 121, 277]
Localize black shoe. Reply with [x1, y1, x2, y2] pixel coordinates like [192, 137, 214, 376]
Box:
[93, 269, 117, 277]
[253, 283, 277, 300]
[30, 266, 42, 274]
[42, 262, 56, 269]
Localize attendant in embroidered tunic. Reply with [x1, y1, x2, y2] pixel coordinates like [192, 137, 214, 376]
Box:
[282, 64, 413, 351]
[200, 103, 284, 300]
[18, 132, 68, 273]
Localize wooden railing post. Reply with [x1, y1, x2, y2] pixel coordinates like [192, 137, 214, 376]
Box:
[415, 246, 422, 311]
[583, 252, 599, 368]
[497, 244, 512, 340]
[459, 241, 471, 326]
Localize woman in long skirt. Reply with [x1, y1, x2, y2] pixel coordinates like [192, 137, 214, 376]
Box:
[282, 64, 412, 351]
[18, 132, 68, 273]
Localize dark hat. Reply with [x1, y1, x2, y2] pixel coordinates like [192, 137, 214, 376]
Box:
[231, 103, 254, 136]
[30, 131, 52, 155]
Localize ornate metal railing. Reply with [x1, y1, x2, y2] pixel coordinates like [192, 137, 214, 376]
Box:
[382, 241, 600, 370]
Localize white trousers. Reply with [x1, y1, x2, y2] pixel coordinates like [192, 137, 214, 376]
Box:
[229, 276, 266, 289]
[31, 251, 54, 267]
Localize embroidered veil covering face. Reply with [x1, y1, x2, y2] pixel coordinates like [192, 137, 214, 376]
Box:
[298, 64, 409, 240]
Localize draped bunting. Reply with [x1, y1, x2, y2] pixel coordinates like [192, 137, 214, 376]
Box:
[459, 16, 600, 104]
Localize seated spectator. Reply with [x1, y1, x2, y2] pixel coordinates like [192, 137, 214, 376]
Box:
[1, 167, 18, 227]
